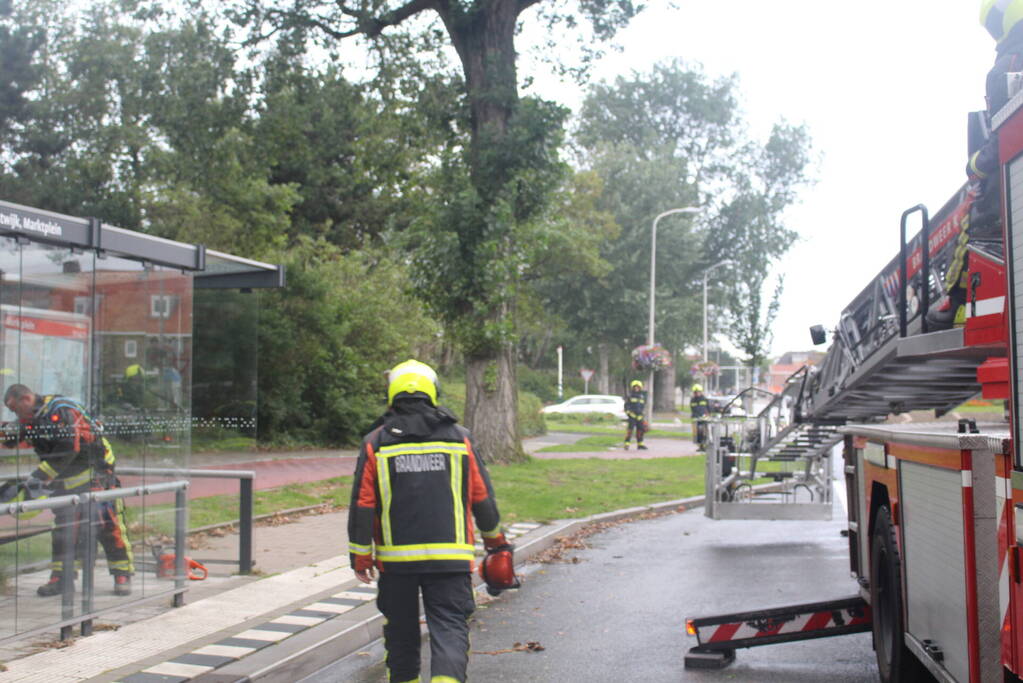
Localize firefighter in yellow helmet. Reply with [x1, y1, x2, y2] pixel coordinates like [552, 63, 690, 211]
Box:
[690, 384, 711, 450]
[348, 360, 506, 683]
[623, 379, 647, 450]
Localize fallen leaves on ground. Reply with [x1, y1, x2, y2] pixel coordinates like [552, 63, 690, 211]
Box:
[531, 504, 688, 565]
[33, 637, 75, 650]
[473, 641, 545, 655]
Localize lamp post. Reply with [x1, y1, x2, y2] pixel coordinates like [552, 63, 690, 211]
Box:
[647, 207, 700, 419]
[702, 259, 735, 368]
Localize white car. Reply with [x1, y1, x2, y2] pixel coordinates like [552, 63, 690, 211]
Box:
[541, 394, 627, 420]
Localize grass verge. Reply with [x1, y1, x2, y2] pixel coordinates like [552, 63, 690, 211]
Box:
[488, 457, 703, 523]
[179, 456, 702, 531]
[186, 476, 353, 529]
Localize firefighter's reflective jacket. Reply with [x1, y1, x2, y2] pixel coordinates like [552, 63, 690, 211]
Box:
[348, 403, 501, 574]
[6, 395, 116, 492]
[690, 394, 710, 419]
[624, 390, 646, 421]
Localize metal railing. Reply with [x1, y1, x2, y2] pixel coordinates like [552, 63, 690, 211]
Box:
[0, 480, 188, 642]
[118, 467, 256, 574]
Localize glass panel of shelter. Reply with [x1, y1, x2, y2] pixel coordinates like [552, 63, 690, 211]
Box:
[0, 237, 23, 638]
[192, 288, 257, 451]
[93, 256, 191, 601]
[0, 241, 96, 630]
[0, 245, 198, 638]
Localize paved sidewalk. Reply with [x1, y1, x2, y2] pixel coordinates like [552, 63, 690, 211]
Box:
[0, 515, 552, 683]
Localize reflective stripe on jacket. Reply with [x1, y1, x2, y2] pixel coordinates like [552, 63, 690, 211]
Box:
[348, 414, 500, 574]
[624, 390, 646, 420]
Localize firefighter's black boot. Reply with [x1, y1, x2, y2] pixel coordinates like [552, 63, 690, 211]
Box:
[37, 573, 73, 597]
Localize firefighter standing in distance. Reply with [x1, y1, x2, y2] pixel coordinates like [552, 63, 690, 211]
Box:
[623, 379, 647, 450]
[348, 360, 506, 683]
[2, 384, 134, 596]
[690, 384, 711, 450]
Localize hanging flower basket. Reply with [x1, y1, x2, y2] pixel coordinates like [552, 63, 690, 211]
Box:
[631, 344, 672, 370]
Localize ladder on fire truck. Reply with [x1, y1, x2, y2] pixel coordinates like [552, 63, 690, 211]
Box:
[703, 192, 1004, 521]
[690, 156, 1009, 668]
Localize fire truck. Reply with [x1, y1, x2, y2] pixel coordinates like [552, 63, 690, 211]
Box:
[684, 77, 1023, 683]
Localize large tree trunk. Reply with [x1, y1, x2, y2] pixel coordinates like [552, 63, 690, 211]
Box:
[464, 346, 526, 463]
[597, 343, 610, 394]
[655, 365, 676, 412]
[439, 4, 524, 463]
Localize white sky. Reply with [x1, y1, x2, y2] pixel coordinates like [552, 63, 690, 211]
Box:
[522, 0, 994, 358]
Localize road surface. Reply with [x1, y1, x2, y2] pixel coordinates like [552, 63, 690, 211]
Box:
[304, 498, 879, 682]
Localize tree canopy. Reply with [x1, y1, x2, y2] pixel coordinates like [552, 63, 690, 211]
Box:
[548, 60, 812, 389]
[0, 0, 817, 447]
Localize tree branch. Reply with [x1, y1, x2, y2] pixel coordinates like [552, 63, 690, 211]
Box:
[516, 0, 543, 13]
[352, 0, 439, 38]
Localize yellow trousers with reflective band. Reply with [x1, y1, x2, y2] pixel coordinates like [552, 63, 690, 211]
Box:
[51, 495, 133, 576]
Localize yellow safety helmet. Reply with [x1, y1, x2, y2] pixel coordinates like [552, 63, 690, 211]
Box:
[630, 380, 643, 389]
[692, 384, 703, 392]
[125, 364, 143, 378]
[981, 0, 1023, 42]
[387, 359, 438, 406]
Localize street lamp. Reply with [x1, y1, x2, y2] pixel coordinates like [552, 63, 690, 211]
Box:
[702, 259, 735, 365]
[647, 207, 700, 418]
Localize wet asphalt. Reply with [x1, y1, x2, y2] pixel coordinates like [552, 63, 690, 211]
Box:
[305, 499, 879, 682]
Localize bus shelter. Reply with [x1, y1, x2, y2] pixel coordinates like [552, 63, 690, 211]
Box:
[0, 199, 283, 643]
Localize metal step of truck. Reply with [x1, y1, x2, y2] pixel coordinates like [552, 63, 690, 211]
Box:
[684, 595, 872, 669]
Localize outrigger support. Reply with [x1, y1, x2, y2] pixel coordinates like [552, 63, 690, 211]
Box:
[684, 596, 872, 669]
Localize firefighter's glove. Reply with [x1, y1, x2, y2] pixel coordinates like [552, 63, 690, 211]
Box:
[483, 532, 509, 551]
[22, 475, 46, 499]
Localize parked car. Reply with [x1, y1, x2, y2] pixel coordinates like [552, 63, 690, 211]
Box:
[541, 394, 627, 420]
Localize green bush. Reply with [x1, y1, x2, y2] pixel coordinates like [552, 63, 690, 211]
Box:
[518, 364, 559, 403]
[257, 240, 441, 446]
[518, 391, 546, 437]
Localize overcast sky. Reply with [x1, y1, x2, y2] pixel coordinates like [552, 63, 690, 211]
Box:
[521, 1, 994, 359]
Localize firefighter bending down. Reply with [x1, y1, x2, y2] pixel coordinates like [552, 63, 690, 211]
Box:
[348, 360, 508, 683]
[623, 379, 647, 450]
[690, 384, 711, 450]
[2, 384, 134, 596]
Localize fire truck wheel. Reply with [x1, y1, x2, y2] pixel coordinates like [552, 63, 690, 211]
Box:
[870, 506, 930, 682]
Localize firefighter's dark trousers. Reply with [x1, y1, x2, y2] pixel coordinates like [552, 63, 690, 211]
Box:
[52, 494, 134, 577]
[624, 416, 646, 445]
[695, 419, 709, 449]
[377, 571, 475, 683]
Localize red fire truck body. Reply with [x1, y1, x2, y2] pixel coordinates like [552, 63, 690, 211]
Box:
[687, 63, 1023, 683]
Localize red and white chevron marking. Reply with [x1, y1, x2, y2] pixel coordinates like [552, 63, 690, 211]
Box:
[703, 608, 871, 643]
